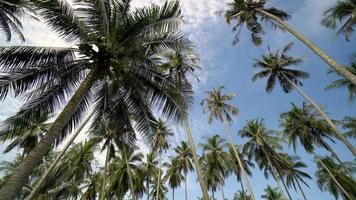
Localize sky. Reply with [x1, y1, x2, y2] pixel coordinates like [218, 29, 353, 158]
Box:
[0, 0, 355, 200]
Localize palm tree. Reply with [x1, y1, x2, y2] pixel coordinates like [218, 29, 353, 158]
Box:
[150, 172, 168, 200]
[165, 157, 183, 200]
[0, 1, 195, 198]
[81, 172, 102, 200]
[252, 43, 356, 156]
[325, 62, 356, 105]
[109, 146, 143, 200]
[234, 190, 252, 200]
[239, 118, 290, 200]
[200, 135, 230, 200]
[160, 50, 201, 86]
[201, 154, 222, 200]
[142, 152, 159, 200]
[0, 112, 50, 157]
[280, 155, 311, 200]
[261, 186, 283, 200]
[315, 156, 356, 200]
[280, 103, 344, 164]
[224, 0, 356, 85]
[322, 0, 356, 41]
[280, 103, 355, 199]
[342, 116, 356, 139]
[147, 119, 173, 200]
[133, 165, 147, 200]
[0, 0, 29, 41]
[201, 86, 256, 200]
[174, 141, 194, 200]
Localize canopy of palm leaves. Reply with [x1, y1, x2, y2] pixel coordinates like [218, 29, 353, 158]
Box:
[252, 43, 309, 93]
[280, 103, 336, 153]
[150, 172, 168, 200]
[261, 186, 283, 200]
[147, 119, 174, 153]
[234, 190, 252, 200]
[201, 85, 240, 124]
[174, 141, 194, 175]
[315, 156, 356, 200]
[341, 116, 356, 139]
[227, 144, 254, 182]
[326, 62, 356, 104]
[225, 0, 290, 45]
[164, 157, 183, 195]
[0, 0, 29, 41]
[322, 0, 356, 41]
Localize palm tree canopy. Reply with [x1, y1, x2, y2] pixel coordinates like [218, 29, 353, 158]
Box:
[326, 62, 356, 104]
[147, 118, 174, 153]
[252, 43, 309, 93]
[315, 156, 356, 200]
[165, 157, 184, 190]
[322, 0, 356, 41]
[0, 0, 30, 41]
[261, 186, 283, 200]
[341, 116, 356, 139]
[225, 0, 290, 46]
[174, 141, 194, 174]
[233, 190, 252, 200]
[227, 144, 254, 182]
[280, 103, 336, 153]
[201, 85, 240, 124]
[0, 0, 192, 146]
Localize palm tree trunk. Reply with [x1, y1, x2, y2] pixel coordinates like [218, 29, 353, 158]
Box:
[239, 181, 247, 200]
[212, 190, 215, 200]
[147, 179, 150, 200]
[99, 140, 111, 200]
[183, 118, 210, 200]
[220, 183, 225, 200]
[282, 74, 356, 156]
[296, 180, 307, 200]
[0, 67, 100, 200]
[156, 152, 162, 200]
[222, 117, 256, 200]
[256, 8, 356, 85]
[184, 171, 188, 200]
[125, 154, 136, 200]
[313, 153, 353, 200]
[172, 188, 175, 200]
[25, 111, 95, 200]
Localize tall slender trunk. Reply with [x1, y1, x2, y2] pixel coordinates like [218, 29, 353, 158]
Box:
[99, 140, 111, 200]
[220, 183, 225, 200]
[156, 152, 162, 200]
[282, 74, 356, 156]
[296, 180, 307, 200]
[147, 178, 150, 200]
[0, 67, 99, 200]
[183, 118, 210, 200]
[313, 153, 353, 200]
[172, 188, 175, 200]
[26, 111, 95, 200]
[265, 151, 288, 200]
[239, 181, 248, 200]
[212, 190, 215, 200]
[222, 117, 256, 200]
[184, 171, 188, 200]
[256, 8, 356, 85]
[125, 154, 136, 200]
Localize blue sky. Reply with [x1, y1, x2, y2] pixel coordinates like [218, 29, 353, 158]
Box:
[0, 0, 355, 199]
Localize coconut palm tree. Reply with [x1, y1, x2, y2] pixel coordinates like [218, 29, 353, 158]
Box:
[0, 0, 29, 41]
[201, 154, 222, 200]
[81, 171, 102, 200]
[342, 116, 356, 139]
[201, 86, 256, 200]
[280, 103, 344, 164]
[315, 156, 356, 200]
[252, 43, 356, 156]
[234, 190, 252, 200]
[224, 0, 356, 85]
[239, 118, 290, 200]
[200, 135, 230, 200]
[325, 62, 356, 105]
[322, 0, 356, 41]
[133, 165, 147, 200]
[142, 152, 159, 200]
[0, 112, 50, 157]
[109, 145, 143, 200]
[160, 50, 201, 86]
[174, 141, 194, 200]
[150, 172, 168, 200]
[146, 119, 173, 200]
[261, 186, 283, 200]
[279, 155, 311, 200]
[165, 157, 183, 200]
[0, 1, 196, 198]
